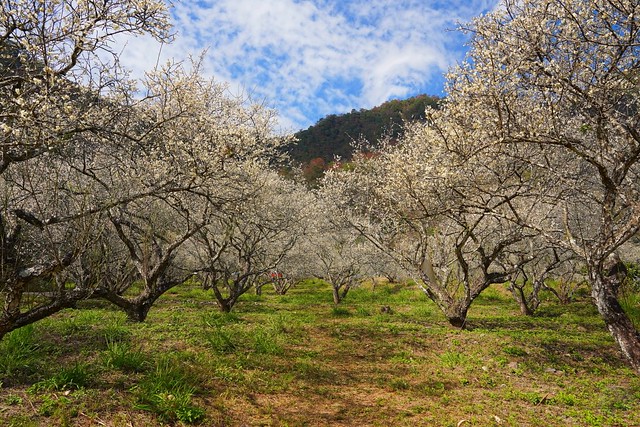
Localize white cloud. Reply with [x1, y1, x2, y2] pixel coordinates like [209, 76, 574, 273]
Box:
[111, 0, 499, 131]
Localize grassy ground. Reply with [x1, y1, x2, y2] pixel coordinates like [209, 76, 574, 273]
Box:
[1, 280, 639, 427]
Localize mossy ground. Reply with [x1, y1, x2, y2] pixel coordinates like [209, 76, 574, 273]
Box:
[1, 281, 639, 426]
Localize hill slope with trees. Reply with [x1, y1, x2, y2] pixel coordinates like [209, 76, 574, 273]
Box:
[288, 94, 440, 165]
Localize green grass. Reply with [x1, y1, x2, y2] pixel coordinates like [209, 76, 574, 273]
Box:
[620, 291, 640, 329]
[252, 326, 284, 355]
[0, 281, 639, 426]
[28, 363, 92, 392]
[102, 340, 148, 372]
[0, 325, 42, 382]
[133, 356, 205, 424]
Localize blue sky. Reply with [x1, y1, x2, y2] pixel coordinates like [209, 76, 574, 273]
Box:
[115, 0, 499, 132]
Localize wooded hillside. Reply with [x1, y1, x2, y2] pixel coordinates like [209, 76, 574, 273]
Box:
[288, 94, 440, 165]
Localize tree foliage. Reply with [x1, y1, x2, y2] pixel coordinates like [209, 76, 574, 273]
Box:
[2, 0, 640, 378]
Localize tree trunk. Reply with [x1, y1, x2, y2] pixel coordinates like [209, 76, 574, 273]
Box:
[217, 299, 232, 313]
[418, 275, 474, 329]
[96, 285, 166, 322]
[445, 304, 469, 329]
[332, 286, 341, 305]
[591, 272, 640, 373]
[0, 289, 88, 340]
[446, 316, 467, 329]
[509, 282, 533, 316]
[340, 284, 351, 300]
[210, 283, 237, 313]
[123, 302, 153, 322]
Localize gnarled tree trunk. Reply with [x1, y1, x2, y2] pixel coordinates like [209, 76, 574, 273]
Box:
[590, 268, 640, 373]
[95, 279, 179, 322]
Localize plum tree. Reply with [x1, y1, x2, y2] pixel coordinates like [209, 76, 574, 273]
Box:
[444, 0, 640, 371]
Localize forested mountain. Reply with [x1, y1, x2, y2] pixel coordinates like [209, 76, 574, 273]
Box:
[288, 94, 440, 165]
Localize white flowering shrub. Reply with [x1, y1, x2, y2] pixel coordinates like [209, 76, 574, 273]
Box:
[297, 188, 381, 305]
[322, 123, 535, 326]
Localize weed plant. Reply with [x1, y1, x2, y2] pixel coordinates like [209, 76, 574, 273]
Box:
[252, 326, 283, 355]
[331, 306, 351, 317]
[619, 291, 640, 329]
[206, 327, 237, 353]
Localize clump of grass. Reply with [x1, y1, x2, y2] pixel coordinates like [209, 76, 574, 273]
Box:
[134, 356, 205, 424]
[182, 286, 210, 301]
[356, 306, 372, 316]
[101, 315, 131, 343]
[29, 363, 92, 392]
[140, 390, 205, 424]
[390, 378, 410, 391]
[331, 306, 351, 317]
[439, 351, 468, 368]
[0, 325, 41, 380]
[212, 361, 245, 383]
[619, 291, 640, 329]
[202, 311, 244, 354]
[409, 304, 434, 318]
[201, 311, 241, 328]
[5, 394, 23, 405]
[390, 351, 417, 365]
[242, 293, 263, 303]
[54, 310, 101, 336]
[102, 340, 147, 372]
[253, 327, 283, 355]
[520, 391, 546, 405]
[37, 393, 73, 418]
[477, 285, 511, 303]
[293, 359, 337, 383]
[206, 328, 237, 354]
[266, 312, 292, 333]
[552, 391, 578, 406]
[503, 345, 528, 357]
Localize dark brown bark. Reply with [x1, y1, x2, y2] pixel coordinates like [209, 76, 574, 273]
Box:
[340, 284, 351, 300]
[95, 279, 178, 322]
[0, 289, 88, 340]
[420, 270, 500, 329]
[216, 300, 233, 313]
[446, 315, 467, 329]
[209, 281, 240, 313]
[444, 301, 470, 329]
